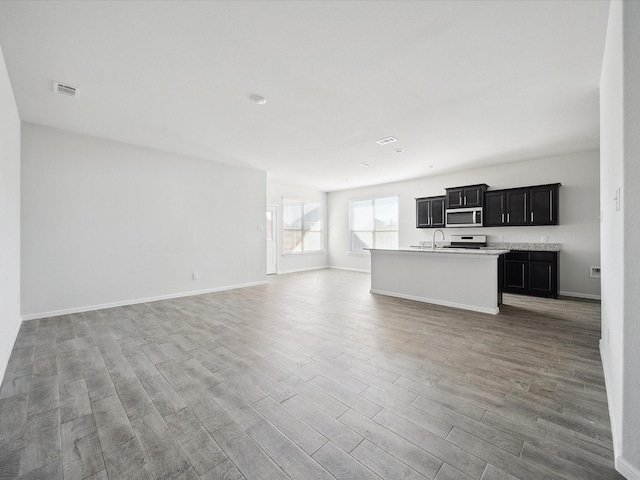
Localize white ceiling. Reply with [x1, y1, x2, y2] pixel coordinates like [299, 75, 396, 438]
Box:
[0, 0, 610, 192]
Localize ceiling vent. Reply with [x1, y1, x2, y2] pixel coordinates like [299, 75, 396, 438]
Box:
[54, 82, 78, 97]
[376, 136, 397, 145]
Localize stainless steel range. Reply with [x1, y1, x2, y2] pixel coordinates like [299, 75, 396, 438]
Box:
[443, 234, 487, 249]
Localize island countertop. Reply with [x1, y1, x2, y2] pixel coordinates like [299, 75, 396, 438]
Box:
[368, 247, 510, 256]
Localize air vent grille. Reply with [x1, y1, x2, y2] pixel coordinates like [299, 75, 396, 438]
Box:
[376, 136, 397, 145]
[54, 82, 77, 97]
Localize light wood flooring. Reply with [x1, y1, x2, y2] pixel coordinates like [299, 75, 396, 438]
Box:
[0, 269, 623, 479]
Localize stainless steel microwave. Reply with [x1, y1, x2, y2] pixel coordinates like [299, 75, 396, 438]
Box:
[445, 207, 483, 227]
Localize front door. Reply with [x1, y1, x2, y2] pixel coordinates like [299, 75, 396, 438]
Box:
[266, 205, 277, 275]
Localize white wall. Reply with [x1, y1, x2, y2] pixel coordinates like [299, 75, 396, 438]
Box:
[329, 150, 601, 298]
[0, 43, 21, 382]
[600, 1, 640, 478]
[21, 123, 266, 318]
[622, 0, 640, 473]
[600, 0, 625, 464]
[267, 179, 328, 273]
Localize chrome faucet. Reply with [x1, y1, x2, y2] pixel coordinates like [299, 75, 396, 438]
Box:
[431, 229, 445, 250]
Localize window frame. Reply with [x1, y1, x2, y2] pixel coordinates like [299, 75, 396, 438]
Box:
[282, 197, 325, 255]
[348, 194, 400, 254]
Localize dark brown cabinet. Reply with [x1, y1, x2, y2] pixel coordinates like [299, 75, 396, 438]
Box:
[445, 184, 488, 209]
[484, 191, 506, 226]
[506, 188, 529, 225]
[416, 196, 445, 228]
[503, 251, 558, 298]
[530, 185, 559, 225]
[484, 184, 560, 227]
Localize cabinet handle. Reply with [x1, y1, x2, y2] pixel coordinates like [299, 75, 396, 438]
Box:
[550, 191, 553, 221]
[507, 213, 510, 223]
[531, 212, 534, 222]
[463, 196, 467, 206]
[501, 213, 504, 224]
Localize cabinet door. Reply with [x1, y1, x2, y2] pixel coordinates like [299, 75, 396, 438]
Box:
[504, 260, 528, 293]
[446, 189, 464, 208]
[431, 197, 445, 227]
[529, 261, 556, 297]
[484, 191, 505, 226]
[416, 198, 431, 228]
[506, 189, 529, 225]
[463, 186, 484, 207]
[530, 185, 558, 225]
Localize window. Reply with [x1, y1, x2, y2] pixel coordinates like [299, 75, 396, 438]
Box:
[283, 198, 323, 253]
[349, 195, 399, 252]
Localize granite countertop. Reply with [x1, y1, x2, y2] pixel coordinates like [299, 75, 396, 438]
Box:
[485, 242, 561, 252]
[371, 247, 510, 256]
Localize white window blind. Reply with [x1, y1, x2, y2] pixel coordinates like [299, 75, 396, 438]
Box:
[349, 195, 399, 252]
[283, 198, 323, 253]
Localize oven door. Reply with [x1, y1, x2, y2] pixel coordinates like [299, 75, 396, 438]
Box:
[445, 208, 483, 227]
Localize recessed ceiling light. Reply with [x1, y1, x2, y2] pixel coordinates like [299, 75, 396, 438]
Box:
[428, 165, 437, 168]
[375, 136, 397, 145]
[359, 162, 374, 168]
[249, 94, 267, 105]
[393, 148, 404, 154]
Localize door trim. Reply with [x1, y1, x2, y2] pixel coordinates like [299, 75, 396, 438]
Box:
[266, 204, 278, 275]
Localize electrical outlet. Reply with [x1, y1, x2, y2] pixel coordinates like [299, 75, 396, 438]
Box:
[541, 235, 548, 243]
[590, 266, 601, 279]
[192, 272, 199, 280]
[498, 235, 504, 241]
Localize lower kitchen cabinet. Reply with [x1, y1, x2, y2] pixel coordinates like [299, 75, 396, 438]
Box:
[503, 251, 558, 298]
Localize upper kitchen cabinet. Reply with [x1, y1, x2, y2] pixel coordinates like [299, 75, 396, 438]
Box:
[416, 196, 445, 228]
[506, 188, 530, 225]
[530, 184, 559, 225]
[484, 190, 506, 226]
[445, 184, 488, 209]
[484, 183, 560, 227]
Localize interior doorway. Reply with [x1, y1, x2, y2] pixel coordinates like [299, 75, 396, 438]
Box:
[266, 205, 277, 274]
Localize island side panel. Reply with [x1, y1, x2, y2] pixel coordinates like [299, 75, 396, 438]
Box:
[369, 250, 501, 314]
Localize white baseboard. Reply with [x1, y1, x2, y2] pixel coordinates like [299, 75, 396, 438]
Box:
[21, 280, 267, 321]
[329, 266, 371, 274]
[0, 316, 22, 383]
[600, 340, 619, 454]
[277, 266, 329, 275]
[559, 290, 601, 300]
[370, 288, 499, 315]
[617, 457, 640, 480]
[600, 340, 640, 480]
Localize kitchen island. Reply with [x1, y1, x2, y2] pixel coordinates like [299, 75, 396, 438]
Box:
[368, 247, 509, 314]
